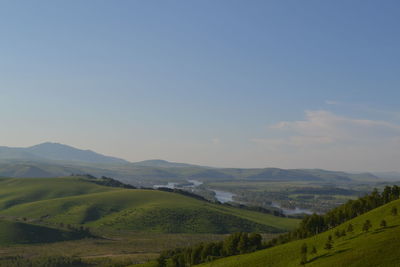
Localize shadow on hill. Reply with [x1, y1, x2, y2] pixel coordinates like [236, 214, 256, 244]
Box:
[0, 220, 93, 245]
[308, 248, 350, 264]
[371, 224, 399, 235]
[346, 232, 364, 240]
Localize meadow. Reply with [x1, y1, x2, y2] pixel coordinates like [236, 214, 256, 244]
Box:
[0, 176, 294, 265]
[197, 197, 400, 267]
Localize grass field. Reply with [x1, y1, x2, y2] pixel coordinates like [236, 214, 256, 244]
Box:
[0, 177, 298, 234]
[0, 219, 86, 245]
[0, 176, 295, 265]
[198, 198, 400, 267]
[0, 231, 230, 265]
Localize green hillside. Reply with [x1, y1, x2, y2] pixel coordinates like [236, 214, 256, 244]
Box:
[0, 219, 86, 245]
[198, 198, 400, 267]
[0, 177, 299, 235]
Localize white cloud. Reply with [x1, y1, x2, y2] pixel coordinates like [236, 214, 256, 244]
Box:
[258, 110, 400, 147]
[250, 111, 400, 171]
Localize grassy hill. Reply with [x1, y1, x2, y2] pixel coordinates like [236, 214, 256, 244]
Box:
[0, 177, 299, 235]
[198, 198, 400, 267]
[0, 219, 87, 245]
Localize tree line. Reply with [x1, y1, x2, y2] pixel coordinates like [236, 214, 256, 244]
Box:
[268, 185, 400, 246]
[156, 185, 400, 267]
[0, 255, 85, 267]
[157, 232, 263, 267]
[299, 215, 392, 265]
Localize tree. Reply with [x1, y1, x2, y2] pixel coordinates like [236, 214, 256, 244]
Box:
[157, 254, 167, 267]
[324, 236, 333, 250]
[380, 219, 387, 228]
[237, 233, 249, 254]
[223, 233, 241, 256]
[248, 233, 262, 251]
[391, 207, 398, 216]
[362, 220, 372, 232]
[300, 243, 307, 265]
[191, 244, 203, 265]
[347, 223, 354, 233]
[334, 229, 340, 238]
[382, 186, 392, 204]
[324, 239, 333, 250]
[311, 245, 317, 254]
[201, 243, 214, 262]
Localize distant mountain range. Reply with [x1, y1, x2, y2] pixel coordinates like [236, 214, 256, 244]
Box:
[132, 159, 200, 168]
[0, 143, 204, 168]
[0, 142, 382, 184]
[0, 142, 129, 164]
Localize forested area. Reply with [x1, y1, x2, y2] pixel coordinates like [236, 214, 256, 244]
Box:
[0, 256, 85, 267]
[157, 185, 400, 267]
[157, 232, 263, 267]
[269, 185, 400, 245]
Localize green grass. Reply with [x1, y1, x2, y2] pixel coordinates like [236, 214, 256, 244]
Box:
[0, 232, 231, 265]
[0, 177, 299, 235]
[0, 219, 83, 245]
[198, 199, 400, 267]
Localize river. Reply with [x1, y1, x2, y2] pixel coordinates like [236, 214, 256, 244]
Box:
[271, 202, 313, 215]
[152, 181, 313, 213]
[211, 189, 235, 203]
[152, 180, 236, 203]
[187, 180, 235, 203]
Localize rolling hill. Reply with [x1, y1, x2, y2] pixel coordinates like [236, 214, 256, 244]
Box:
[0, 177, 299, 236]
[197, 197, 400, 267]
[0, 219, 87, 245]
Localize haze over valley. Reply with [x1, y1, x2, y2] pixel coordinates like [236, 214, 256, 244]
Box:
[1, 1, 400, 266]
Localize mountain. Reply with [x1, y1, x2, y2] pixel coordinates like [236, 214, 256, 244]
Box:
[132, 159, 202, 168]
[0, 142, 129, 164]
[245, 168, 324, 181]
[0, 143, 379, 185]
[373, 171, 400, 181]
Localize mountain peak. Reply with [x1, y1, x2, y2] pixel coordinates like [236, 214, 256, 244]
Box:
[0, 142, 129, 165]
[30, 142, 80, 149]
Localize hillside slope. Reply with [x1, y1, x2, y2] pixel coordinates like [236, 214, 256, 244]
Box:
[198, 198, 400, 267]
[0, 177, 299, 234]
[0, 219, 87, 245]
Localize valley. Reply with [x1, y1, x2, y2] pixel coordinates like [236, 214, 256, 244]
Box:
[0, 144, 399, 266]
[0, 175, 296, 266]
[3, 1, 399, 265]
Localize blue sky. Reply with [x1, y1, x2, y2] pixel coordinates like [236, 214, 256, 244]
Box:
[1, 1, 400, 171]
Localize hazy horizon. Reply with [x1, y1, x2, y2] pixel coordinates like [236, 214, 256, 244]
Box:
[1, 1, 400, 171]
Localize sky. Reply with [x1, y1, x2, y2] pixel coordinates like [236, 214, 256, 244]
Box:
[1, 1, 400, 171]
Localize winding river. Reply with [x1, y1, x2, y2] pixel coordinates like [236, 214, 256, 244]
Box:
[153, 180, 236, 203]
[271, 202, 313, 215]
[153, 180, 313, 213]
